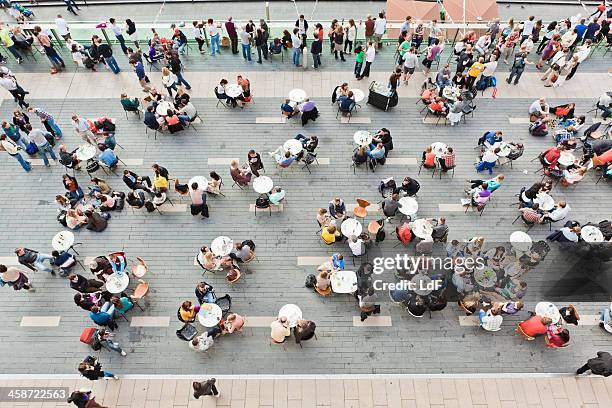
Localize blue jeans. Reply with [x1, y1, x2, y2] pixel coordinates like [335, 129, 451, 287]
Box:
[44, 46, 64, 67]
[105, 56, 120, 74]
[46, 118, 62, 138]
[101, 302, 116, 315]
[103, 371, 115, 378]
[292, 48, 301, 66]
[7, 45, 22, 61]
[9, 134, 28, 150]
[177, 42, 187, 54]
[11, 152, 31, 171]
[478, 310, 486, 325]
[34, 253, 54, 272]
[242, 44, 252, 61]
[38, 142, 57, 166]
[178, 114, 190, 124]
[211, 34, 220, 55]
[115, 34, 128, 54]
[175, 72, 191, 89]
[476, 161, 496, 175]
[101, 339, 123, 354]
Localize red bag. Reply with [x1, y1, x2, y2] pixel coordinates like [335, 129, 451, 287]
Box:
[80, 328, 96, 345]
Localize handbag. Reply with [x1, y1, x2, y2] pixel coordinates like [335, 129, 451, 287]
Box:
[176, 323, 198, 341]
[25, 141, 38, 155]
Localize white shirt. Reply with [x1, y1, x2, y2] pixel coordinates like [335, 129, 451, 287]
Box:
[480, 310, 503, 331]
[0, 76, 17, 91]
[482, 150, 498, 163]
[575, 45, 590, 63]
[291, 33, 302, 48]
[0, 139, 18, 155]
[348, 239, 364, 256]
[192, 26, 204, 39]
[347, 25, 356, 41]
[374, 18, 386, 35]
[548, 205, 570, 221]
[550, 50, 567, 67]
[365, 46, 376, 62]
[476, 36, 490, 51]
[599, 93, 612, 107]
[529, 100, 544, 114]
[522, 20, 535, 36]
[482, 60, 498, 76]
[240, 30, 251, 45]
[403, 53, 418, 69]
[109, 23, 123, 37]
[520, 38, 534, 53]
[55, 17, 69, 35]
[162, 73, 177, 87]
[72, 118, 89, 133]
[208, 24, 219, 37]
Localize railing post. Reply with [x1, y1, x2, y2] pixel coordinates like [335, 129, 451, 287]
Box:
[100, 28, 112, 46]
[49, 29, 64, 48]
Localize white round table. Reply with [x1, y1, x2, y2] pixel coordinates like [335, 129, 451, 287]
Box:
[75, 144, 97, 161]
[353, 130, 372, 146]
[350, 89, 365, 103]
[398, 197, 418, 216]
[211, 236, 233, 257]
[188, 176, 208, 192]
[155, 101, 174, 116]
[340, 218, 363, 238]
[105, 273, 130, 294]
[430, 142, 447, 158]
[278, 304, 302, 328]
[412, 219, 433, 239]
[474, 266, 497, 288]
[283, 139, 303, 155]
[535, 301, 561, 324]
[581, 225, 604, 243]
[225, 84, 243, 98]
[496, 142, 512, 158]
[52, 230, 75, 252]
[411, 274, 433, 296]
[534, 192, 555, 211]
[253, 176, 274, 194]
[510, 231, 532, 252]
[197, 303, 223, 327]
[558, 151, 576, 167]
[331, 270, 358, 293]
[442, 86, 461, 100]
[288, 88, 307, 104]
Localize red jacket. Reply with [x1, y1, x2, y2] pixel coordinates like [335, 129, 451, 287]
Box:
[543, 147, 560, 166]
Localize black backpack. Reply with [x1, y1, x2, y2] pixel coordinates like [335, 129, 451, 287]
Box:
[305, 274, 317, 289]
[144, 201, 156, 212]
[176, 323, 198, 341]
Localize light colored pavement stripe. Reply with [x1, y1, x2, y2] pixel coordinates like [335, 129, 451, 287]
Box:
[385, 157, 417, 166]
[130, 316, 171, 327]
[20, 316, 61, 327]
[340, 117, 371, 124]
[0, 256, 19, 265]
[458, 316, 480, 326]
[439, 203, 466, 212]
[249, 203, 284, 212]
[30, 159, 58, 166]
[120, 158, 144, 166]
[157, 203, 188, 213]
[244, 316, 275, 327]
[207, 157, 239, 165]
[422, 116, 447, 125]
[577, 315, 600, 325]
[316, 157, 330, 165]
[346, 203, 380, 212]
[256, 116, 287, 124]
[352, 316, 392, 327]
[30, 158, 143, 166]
[297, 256, 329, 265]
[508, 117, 531, 124]
[84, 257, 95, 264]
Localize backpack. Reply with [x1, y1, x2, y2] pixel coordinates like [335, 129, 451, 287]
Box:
[91, 334, 102, 351]
[476, 77, 488, 91]
[305, 274, 317, 289]
[44, 132, 55, 146]
[488, 76, 496, 87]
[144, 201, 156, 212]
[25, 141, 38, 155]
[176, 323, 198, 341]
[57, 211, 67, 227]
[375, 228, 386, 243]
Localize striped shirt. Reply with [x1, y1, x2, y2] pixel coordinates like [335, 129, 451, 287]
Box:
[32, 108, 54, 121]
[520, 208, 541, 224]
[443, 152, 456, 168]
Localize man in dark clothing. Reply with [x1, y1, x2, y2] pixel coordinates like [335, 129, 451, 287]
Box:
[225, 17, 239, 54]
[143, 106, 160, 130]
[89, 256, 113, 282]
[152, 163, 169, 179]
[395, 177, 420, 196]
[51, 250, 76, 277]
[382, 193, 400, 217]
[96, 39, 120, 74]
[168, 54, 191, 89]
[69, 273, 104, 293]
[576, 352, 612, 376]
[85, 210, 108, 232]
[193, 378, 220, 398]
[123, 170, 152, 191]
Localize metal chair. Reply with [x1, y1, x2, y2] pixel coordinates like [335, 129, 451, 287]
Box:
[129, 279, 150, 311]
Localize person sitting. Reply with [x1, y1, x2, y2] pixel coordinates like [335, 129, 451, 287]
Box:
[269, 38, 282, 54]
[435, 64, 452, 89]
[471, 187, 491, 207]
[120, 93, 140, 113]
[519, 203, 542, 225]
[152, 190, 167, 206]
[547, 225, 581, 243]
[123, 170, 152, 191]
[164, 111, 184, 133]
[229, 160, 252, 187]
[328, 197, 346, 219]
[111, 295, 134, 316]
[315, 270, 332, 295]
[541, 146, 562, 168]
[396, 176, 420, 196]
[439, 147, 455, 172]
[84, 209, 108, 232]
[269, 186, 286, 205]
[295, 134, 319, 153]
[281, 99, 298, 118]
[529, 97, 550, 118]
[270, 316, 290, 343]
[68, 273, 103, 294]
[229, 242, 255, 263]
[143, 106, 161, 131]
[407, 295, 427, 318]
[348, 235, 365, 256]
[431, 217, 448, 241]
[559, 304, 580, 326]
[560, 166, 587, 186]
[371, 128, 392, 155]
[518, 315, 552, 340]
[65, 209, 87, 230]
[421, 146, 437, 169]
[153, 171, 169, 192]
[127, 191, 146, 209]
[479, 307, 503, 331]
[195, 281, 216, 304]
[545, 326, 570, 348]
[599, 303, 612, 334]
[382, 193, 400, 217]
[366, 142, 385, 160]
[428, 97, 447, 114]
[478, 130, 503, 148]
[179, 300, 199, 323]
[299, 99, 319, 126]
[223, 313, 245, 334]
[338, 91, 356, 116]
[352, 146, 368, 166]
[276, 151, 297, 168]
[206, 171, 222, 194]
[216, 79, 236, 107]
[396, 222, 414, 245]
[51, 250, 77, 277]
[321, 225, 340, 245]
[476, 147, 500, 174]
[177, 100, 197, 125]
[58, 145, 80, 169]
[98, 147, 118, 169]
[316, 208, 332, 227]
[89, 302, 116, 328]
[332, 253, 345, 270]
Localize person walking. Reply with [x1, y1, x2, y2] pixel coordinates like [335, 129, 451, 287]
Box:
[63, 0, 80, 16]
[0, 134, 30, 171]
[78, 356, 118, 380]
[33, 26, 65, 74]
[93, 328, 127, 356]
[193, 378, 220, 399]
[125, 19, 139, 49]
[161, 67, 178, 97]
[15, 247, 55, 274]
[225, 17, 239, 55]
[25, 124, 57, 166]
[169, 54, 191, 90]
[0, 23, 23, 63]
[576, 351, 612, 377]
[358, 41, 375, 79]
[28, 107, 62, 139]
[108, 18, 128, 55]
[54, 15, 71, 41]
[130, 59, 151, 92]
[96, 37, 120, 74]
[0, 264, 34, 292]
[0, 73, 28, 108]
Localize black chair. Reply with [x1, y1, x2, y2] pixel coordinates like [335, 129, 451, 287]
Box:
[418, 160, 437, 178]
[301, 152, 319, 174]
[439, 165, 455, 179]
[215, 294, 232, 319]
[85, 158, 107, 177]
[254, 194, 271, 216]
[214, 87, 230, 108]
[123, 106, 141, 120]
[145, 124, 161, 140]
[143, 53, 163, 71]
[336, 101, 357, 120]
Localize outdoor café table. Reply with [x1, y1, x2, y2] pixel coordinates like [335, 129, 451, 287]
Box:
[105, 272, 130, 294]
[75, 144, 97, 161]
[350, 89, 365, 103]
[412, 218, 433, 239]
[411, 273, 432, 296]
[226, 84, 243, 98]
[288, 88, 307, 104]
[353, 130, 372, 146]
[510, 231, 532, 253]
[211, 236, 233, 257]
[197, 303, 223, 327]
[253, 176, 274, 194]
[430, 142, 447, 158]
[341, 218, 363, 238]
[442, 86, 461, 101]
[52, 230, 75, 252]
[496, 142, 512, 157]
[581, 225, 604, 243]
[535, 301, 561, 324]
[188, 176, 208, 191]
[283, 139, 303, 155]
[558, 151, 576, 167]
[331, 270, 358, 293]
[398, 197, 418, 220]
[278, 304, 302, 328]
[534, 192, 555, 211]
[155, 100, 174, 116]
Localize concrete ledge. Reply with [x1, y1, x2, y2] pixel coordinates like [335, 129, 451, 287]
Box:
[577, 315, 600, 326]
[438, 203, 466, 212]
[20, 316, 61, 327]
[341, 117, 371, 124]
[249, 203, 284, 212]
[352, 316, 392, 327]
[0, 256, 19, 265]
[207, 157, 238, 165]
[508, 117, 530, 124]
[157, 203, 188, 213]
[422, 116, 447, 125]
[316, 157, 330, 165]
[297, 256, 329, 266]
[385, 157, 417, 166]
[458, 316, 480, 326]
[130, 316, 171, 327]
[244, 316, 275, 327]
[256, 117, 287, 124]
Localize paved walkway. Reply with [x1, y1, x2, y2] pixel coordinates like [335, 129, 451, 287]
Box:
[0, 375, 611, 407]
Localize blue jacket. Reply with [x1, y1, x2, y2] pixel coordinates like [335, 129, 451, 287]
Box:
[90, 310, 113, 325]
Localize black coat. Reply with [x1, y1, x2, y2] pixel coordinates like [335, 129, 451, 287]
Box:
[588, 352, 612, 376]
